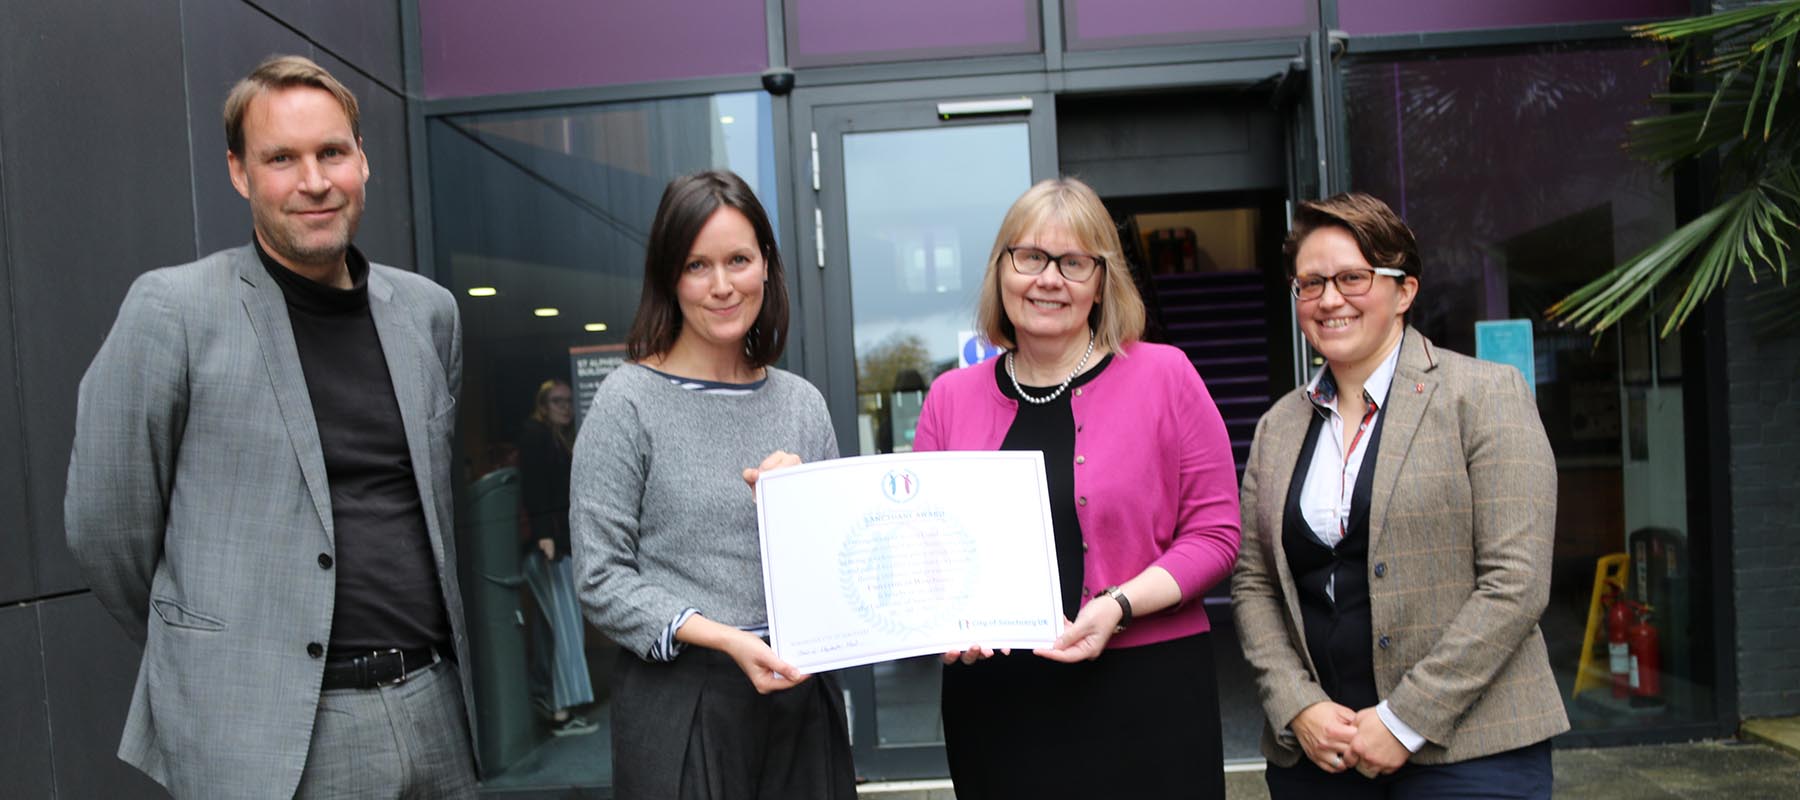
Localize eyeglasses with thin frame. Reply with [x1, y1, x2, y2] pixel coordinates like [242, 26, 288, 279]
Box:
[1005, 246, 1105, 283]
[1291, 267, 1407, 300]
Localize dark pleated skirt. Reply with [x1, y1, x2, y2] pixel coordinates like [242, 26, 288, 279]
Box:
[942, 632, 1226, 799]
[611, 646, 856, 800]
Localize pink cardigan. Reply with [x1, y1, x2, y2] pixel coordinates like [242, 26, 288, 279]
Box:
[913, 341, 1241, 648]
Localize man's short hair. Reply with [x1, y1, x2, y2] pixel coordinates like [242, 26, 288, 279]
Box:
[223, 55, 361, 156]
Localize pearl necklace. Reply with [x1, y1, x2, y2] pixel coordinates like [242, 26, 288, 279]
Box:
[1006, 333, 1096, 405]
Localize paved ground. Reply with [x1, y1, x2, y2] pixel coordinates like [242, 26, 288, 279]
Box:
[858, 738, 1800, 799]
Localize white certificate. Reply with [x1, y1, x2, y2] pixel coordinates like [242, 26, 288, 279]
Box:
[755, 451, 1065, 673]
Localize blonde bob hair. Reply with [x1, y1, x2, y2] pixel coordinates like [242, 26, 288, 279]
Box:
[976, 177, 1145, 354]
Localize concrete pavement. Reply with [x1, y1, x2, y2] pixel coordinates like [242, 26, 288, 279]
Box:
[857, 737, 1800, 799]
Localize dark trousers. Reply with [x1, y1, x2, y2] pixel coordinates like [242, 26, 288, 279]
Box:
[611, 647, 856, 800]
[1267, 739, 1553, 800]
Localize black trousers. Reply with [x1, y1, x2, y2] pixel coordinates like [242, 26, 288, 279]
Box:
[1266, 738, 1553, 800]
[611, 648, 856, 800]
[942, 632, 1226, 800]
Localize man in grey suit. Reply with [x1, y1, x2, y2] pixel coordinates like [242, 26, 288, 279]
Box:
[65, 55, 476, 798]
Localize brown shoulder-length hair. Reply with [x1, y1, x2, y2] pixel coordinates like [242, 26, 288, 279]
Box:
[223, 55, 361, 157]
[626, 170, 789, 367]
[975, 177, 1146, 354]
[1283, 192, 1421, 279]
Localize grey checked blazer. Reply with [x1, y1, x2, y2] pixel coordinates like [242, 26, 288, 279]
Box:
[1231, 329, 1569, 767]
[65, 245, 474, 797]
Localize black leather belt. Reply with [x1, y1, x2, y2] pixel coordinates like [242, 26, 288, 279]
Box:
[321, 647, 438, 691]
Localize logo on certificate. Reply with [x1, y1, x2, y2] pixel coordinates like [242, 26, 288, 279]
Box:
[881, 468, 919, 503]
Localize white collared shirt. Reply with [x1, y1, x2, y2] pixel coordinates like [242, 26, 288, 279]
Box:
[1298, 336, 1426, 753]
[1299, 338, 1402, 554]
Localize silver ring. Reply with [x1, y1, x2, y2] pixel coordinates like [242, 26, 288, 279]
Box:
[1331, 754, 1343, 767]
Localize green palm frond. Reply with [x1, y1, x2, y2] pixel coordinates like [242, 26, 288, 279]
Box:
[1550, 1, 1800, 336]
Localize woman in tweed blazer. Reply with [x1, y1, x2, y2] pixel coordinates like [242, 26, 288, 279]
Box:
[1232, 193, 1567, 799]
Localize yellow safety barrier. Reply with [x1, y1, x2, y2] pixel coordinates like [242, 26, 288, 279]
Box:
[1572, 553, 1631, 700]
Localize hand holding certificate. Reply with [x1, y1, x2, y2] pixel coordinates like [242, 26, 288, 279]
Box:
[754, 451, 1065, 673]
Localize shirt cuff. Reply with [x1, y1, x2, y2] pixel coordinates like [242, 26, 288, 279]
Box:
[649, 607, 700, 662]
[1376, 700, 1427, 753]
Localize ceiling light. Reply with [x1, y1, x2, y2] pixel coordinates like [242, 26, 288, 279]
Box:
[720, 115, 736, 125]
[467, 286, 497, 297]
[584, 322, 608, 332]
[534, 308, 560, 317]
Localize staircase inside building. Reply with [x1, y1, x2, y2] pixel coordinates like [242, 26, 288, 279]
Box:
[1152, 269, 1272, 473]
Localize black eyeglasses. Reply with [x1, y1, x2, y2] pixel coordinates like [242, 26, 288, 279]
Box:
[1005, 246, 1105, 283]
[1291, 267, 1406, 300]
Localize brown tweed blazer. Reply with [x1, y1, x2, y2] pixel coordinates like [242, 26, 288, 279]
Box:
[1231, 328, 1569, 766]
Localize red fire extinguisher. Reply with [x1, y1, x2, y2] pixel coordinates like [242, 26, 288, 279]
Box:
[1606, 591, 1632, 699]
[1628, 603, 1662, 704]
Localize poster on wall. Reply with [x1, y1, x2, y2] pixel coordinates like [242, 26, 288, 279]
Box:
[1475, 319, 1536, 396]
[569, 343, 628, 424]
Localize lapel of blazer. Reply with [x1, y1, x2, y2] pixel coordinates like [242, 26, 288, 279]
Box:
[1258, 391, 1316, 634]
[366, 269, 447, 569]
[1367, 327, 1440, 556]
[235, 248, 334, 543]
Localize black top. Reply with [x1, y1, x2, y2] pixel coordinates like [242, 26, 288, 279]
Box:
[1280, 374, 1393, 711]
[993, 352, 1114, 621]
[517, 418, 573, 555]
[257, 239, 451, 657]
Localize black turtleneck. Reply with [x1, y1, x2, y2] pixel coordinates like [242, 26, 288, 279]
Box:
[256, 239, 450, 658]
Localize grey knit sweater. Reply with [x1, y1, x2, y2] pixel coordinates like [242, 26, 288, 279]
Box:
[570, 363, 838, 659]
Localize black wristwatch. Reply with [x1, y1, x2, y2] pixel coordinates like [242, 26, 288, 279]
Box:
[1099, 586, 1133, 633]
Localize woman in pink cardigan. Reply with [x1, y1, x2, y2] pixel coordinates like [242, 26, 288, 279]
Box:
[914, 177, 1241, 798]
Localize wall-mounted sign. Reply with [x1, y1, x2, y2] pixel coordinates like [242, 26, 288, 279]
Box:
[1475, 319, 1536, 396]
[569, 344, 628, 423]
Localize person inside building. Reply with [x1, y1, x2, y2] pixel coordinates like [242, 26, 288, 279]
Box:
[569, 169, 854, 799]
[1231, 192, 1566, 799]
[518, 378, 596, 735]
[913, 177, 1242, 799]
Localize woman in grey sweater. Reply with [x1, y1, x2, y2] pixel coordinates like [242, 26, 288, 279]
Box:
[570, 170, 854, 799]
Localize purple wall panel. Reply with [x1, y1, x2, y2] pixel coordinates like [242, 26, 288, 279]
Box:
[1066, 0, 1312, 49]
[788, 0, 1036, 66]
[420, 0, 766, 99]
[1339, 0, 1690, 36]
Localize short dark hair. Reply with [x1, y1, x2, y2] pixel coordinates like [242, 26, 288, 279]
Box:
[1284, 192, 1421, 279]
[224, 55, 360, 157]
[627, 170, 788, 367]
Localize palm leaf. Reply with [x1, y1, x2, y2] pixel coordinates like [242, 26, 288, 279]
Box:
[1549, 1, 1800, 337]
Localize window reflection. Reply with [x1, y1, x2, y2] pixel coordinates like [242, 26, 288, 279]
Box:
[1345, 43, 1712, 732]
[431, 93, 777, 788]
[843, 124, 1031, 456]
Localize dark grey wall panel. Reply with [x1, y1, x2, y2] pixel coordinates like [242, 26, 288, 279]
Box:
[1, 0, 199, 595]
[260, 0, 406, 91]
[183, 0, 312, 257]
[0, 605, 53, 797]
[0, 137, 33, 604]
[1058, 93, 1284, 197]
[41, 594, 167, 798]
[319, 50, 416, 269]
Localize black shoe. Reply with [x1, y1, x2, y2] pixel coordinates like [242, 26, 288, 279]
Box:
[550, 715, 598, 737]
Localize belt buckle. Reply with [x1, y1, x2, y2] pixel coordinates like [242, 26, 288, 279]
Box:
[370, 647, 410, 688]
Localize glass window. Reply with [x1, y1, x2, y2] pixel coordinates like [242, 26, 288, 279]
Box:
[843, 123, 1033, 456]
[1344, 43, 1715, 733]
[429, 93, 777, 789]
[419, 1, 769, 98]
